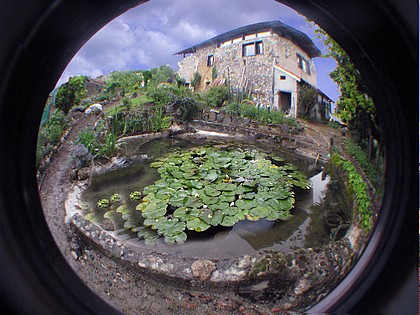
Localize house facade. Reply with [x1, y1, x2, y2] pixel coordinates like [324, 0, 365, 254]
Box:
[175, 21, 332, 119]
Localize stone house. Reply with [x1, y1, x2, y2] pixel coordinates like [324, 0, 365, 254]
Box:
[175, 21, 332, 119]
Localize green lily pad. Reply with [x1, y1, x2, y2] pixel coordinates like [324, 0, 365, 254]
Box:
[156, 219, 185, 237]
[165, 232, 187, 244]
[221, 215, 239, 227]
[215, 183, 236, 191]
[236, 199, 257, 210]
[204, 186, 221, 197]
[150, 161, 165, 168]
[249, 206, 271, 219]
[204, 171, 219, 182]
[116, 204, 129, 214]
[186, 218, 210, 232]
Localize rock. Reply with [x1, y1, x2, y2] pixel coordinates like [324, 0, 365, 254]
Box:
[223, 114, 232, 124]
[293, 278, 311, 295]
[77, 167, 91, 181]
[209, 112, 217, 121]
[242, 118, 251, 126]
[71, 143, 89, 159]
[85, 103, 103, 115]
[169, 122, 183, 134]
[69, 169, 78, 181]
[216, 113, 225, 123]
[191, 260, 216, 281]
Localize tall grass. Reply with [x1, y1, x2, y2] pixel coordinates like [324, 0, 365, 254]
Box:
[224, 100, 297, 126]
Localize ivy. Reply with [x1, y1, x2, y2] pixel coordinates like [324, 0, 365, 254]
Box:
[331, 153, 372, 231]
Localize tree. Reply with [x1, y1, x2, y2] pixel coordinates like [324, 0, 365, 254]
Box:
[142, 70, 152, 87]
[313, 23, 383, 160]
[55, 76, 87, 114]
[314, 26, 377, 137]
[297, 82, 318, 117]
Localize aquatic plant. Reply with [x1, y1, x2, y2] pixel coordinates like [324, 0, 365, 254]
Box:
[126, 146, 310, 244]
[110, 193, 121, 203]
[129, 191, 142, 200]
[97, 199, 110, 209]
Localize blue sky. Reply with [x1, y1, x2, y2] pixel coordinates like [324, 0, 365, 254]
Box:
[58, 0, 339, 102]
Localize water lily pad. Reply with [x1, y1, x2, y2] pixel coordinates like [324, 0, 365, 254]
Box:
[156, 219, 185, 236]
[215, 183, 236, 191]
[201, 195, 219, 205]
[265, 210, 279, 221]
[116, 204, 129, 214]
[236, 199, 257, 210]
[242, 192, 256, 200]
[249, 206, 271, 219]
[221, 215, 239, 227]
[204, 186, 221, 197]
[173, 208, 194, 221]
[149, 161, 165, 168]
[165, 232, 187, 244]
[223, 206, 239, 216]
[204, 171, 219, 182]
[136, 227, 159, 245]
[84, 212, 97, 223]
[186, 218, 210, 232]
[185, 180, 203, 189]
[142, 203, 167, 219]
[219, 193, 236, 202]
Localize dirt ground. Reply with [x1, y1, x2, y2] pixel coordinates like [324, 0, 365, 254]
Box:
[39, 110, 342, 314]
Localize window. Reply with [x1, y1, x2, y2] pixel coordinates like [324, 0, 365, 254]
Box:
[256, 41, 263, 55]
[297, 53, 311, 75]
[280, 75, 287, 80]
[207, 55, 214, 66]
[243, 43, 255, 56]
[242, 41, 263, 57]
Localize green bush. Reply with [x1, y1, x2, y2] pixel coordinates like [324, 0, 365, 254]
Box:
[36, 109, 69, 166]
[55, 76, 87, 114]
[202, 86, 229, 108]
[174, 97, 201, 122]
[331, 153, 372, 231]
[75, 128, 98, 155]
[344, 138, 383, 193]
[239, 100, 258, 119]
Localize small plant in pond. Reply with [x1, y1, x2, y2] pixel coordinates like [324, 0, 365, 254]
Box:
[80, 202, 90, 211]
[110, 193, 121, 203]
[130, 191, 142, 200]
[114, 146, 311, 245]
[97, 199, 110, 209]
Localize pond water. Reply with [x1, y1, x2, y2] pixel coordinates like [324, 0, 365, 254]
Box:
[81, 137, 350, 259]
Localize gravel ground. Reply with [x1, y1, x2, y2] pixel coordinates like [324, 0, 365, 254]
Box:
[39, 109, 343, 314]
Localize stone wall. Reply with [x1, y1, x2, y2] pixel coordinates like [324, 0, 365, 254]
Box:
[177, 33, 317, 109]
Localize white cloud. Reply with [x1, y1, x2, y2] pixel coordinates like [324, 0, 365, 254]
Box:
[56, 0, 338, 102]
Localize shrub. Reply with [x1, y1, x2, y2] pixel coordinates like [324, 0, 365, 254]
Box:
[174, 97, 201, 122]
[202, 86, 228, 108]
[36, 109, 69, 166]
[191, 71, 201, 91]
[239, 100, 258, 119]
[331, 153, 372, 231]
[75, 128, 98, 155]
[55, 76, 87, 114]
[343, 138, 383, 192]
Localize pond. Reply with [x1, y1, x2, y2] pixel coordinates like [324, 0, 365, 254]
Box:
[81, 137, 350, 259]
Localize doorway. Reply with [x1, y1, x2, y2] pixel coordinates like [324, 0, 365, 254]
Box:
[279, 91, 292, 114]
